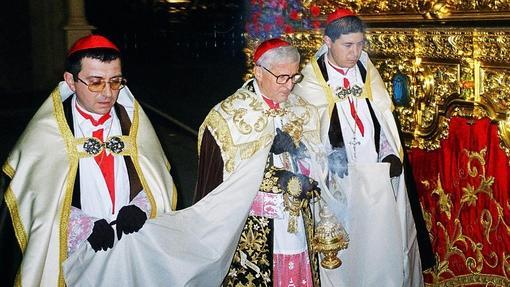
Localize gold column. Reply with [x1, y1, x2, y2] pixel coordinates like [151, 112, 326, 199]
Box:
[63, 0, 95, 49]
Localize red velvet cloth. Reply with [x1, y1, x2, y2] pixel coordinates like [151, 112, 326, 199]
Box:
[408, 117, 510, 286]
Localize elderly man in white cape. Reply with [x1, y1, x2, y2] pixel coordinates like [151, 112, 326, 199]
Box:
[62, 38, 330, 286]
[293, 8, 433, 287]
[0, 35, 176, 286]
[193, 38, 329, 287]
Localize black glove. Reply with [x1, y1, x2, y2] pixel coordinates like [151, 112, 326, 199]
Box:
[270, 128, 298, 155]
[275, 169, 320, 200]
[382, 154, 403, 177]
[115, 205, 147, 240]
[87, 219, 114, 252]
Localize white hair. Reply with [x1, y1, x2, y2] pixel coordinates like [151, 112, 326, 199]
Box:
[256, 45, 300, 68]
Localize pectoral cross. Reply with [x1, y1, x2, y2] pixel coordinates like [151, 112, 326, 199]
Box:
[349, 137, 361, 160]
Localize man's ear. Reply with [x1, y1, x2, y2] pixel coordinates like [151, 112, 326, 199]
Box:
[254, 65, 263, 82]
[63, 72, 76, 92]
[324, 35, 333, 49]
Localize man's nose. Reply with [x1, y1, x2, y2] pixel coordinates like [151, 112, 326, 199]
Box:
[284, 79, 294, 90]
[102, 82, 114, 98]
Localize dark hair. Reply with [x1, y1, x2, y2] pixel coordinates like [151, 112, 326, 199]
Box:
[324, 16, 366, 42]
[65, 48, 121, 79]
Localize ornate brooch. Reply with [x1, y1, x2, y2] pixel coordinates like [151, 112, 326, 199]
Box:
[83, 136, 125, 156]
[334, 85, 363, 100]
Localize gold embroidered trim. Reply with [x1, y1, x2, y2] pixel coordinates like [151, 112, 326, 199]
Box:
[164, 158, 171, 171]
[263, 108, 288, 118]
[302, 206, 321, 287]
[14, 272, 21, 287]
[164, 158, 177, 211]
[363, 62, 374, 101]
[4, 188, 27, 252]
[2, 163, 26, 284]
[225, 215, 272, 286]
[200, 89, 318, 175]
[221, 90, 266, 135]
[5, 187, 25, 287]
[52, 88, 78, 287]
[171, 183, 178, 211]
[282, 118, 304, 147]
[239, 134, 273, 162]
[2, 162, 15, 177]
[127, 101, 157, 218]
[424, 274, 510, 287]
[311, 58, 336, 119]
[259, 166, 283, 194]
[200, 109, 273, 174]
[200, 109, 236, 172]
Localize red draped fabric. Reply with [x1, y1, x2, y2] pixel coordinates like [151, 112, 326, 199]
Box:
[408, 117, 510, 286]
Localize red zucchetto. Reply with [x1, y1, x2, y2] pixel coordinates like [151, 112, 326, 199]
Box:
[68, 35, 120, 56]
[326, 8, 356, 25]
[253, 38, 290, 63]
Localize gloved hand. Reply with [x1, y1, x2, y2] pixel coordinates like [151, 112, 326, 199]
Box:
[87, 219, 114, 252]
[382, 154, 403, 177]
[328, 147, 348, 178]
[275, 169, 320, 200]
[270, 128, 299, 155]
[115, 205, 147, 240]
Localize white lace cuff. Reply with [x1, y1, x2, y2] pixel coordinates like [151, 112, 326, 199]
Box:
[68, 207, 98, 255]
[130, 191, 151, 218]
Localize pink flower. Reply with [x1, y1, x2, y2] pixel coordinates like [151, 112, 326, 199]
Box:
[284, 25, 294, 33]
[264, 23, 272, 32]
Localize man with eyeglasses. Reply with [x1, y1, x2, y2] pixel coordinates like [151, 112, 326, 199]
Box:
[192, 38, 326, 286]
[0, 34, 176, 286]
[293, 8, 433, 287]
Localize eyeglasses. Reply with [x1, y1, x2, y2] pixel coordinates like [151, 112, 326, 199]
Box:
[76, 77, 127, 92]
[260, 66, 304, 85]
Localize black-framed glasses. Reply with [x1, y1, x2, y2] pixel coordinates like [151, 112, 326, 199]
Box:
[260, 66, 304, 84]
[76, 77, 127, 92]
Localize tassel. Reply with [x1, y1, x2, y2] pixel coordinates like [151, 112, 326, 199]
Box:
[288, 215, 298, 233]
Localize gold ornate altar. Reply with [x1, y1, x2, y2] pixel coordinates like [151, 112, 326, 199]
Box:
[245, 1, 510, 286]
[246, 1, 510, 156]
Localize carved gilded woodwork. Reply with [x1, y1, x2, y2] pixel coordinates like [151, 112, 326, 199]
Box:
[314, 0, 510, 21]
[245, 1, 510, 285]
[245, 28, 510, 154]
[371, 28, 510, 153]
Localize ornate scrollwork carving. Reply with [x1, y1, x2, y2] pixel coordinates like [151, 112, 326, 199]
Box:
[314, 0, 510, 21]
[244, 10, 510, 152]
[364, 29, 510, 151]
